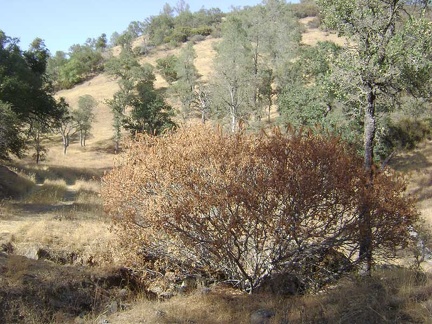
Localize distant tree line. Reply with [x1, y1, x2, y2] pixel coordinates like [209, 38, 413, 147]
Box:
[142, 1, 224, 47]
[47, 34, 107, 90]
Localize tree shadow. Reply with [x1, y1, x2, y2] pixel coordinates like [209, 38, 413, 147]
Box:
[11, 164, 108, 186]
[390, 151, 432, 173]
[0, 253, 135, 323]
[390, 148, 432, 205]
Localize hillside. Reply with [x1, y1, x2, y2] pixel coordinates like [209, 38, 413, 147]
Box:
[2, 15, 432, 323]
[52, 17, 343, 161]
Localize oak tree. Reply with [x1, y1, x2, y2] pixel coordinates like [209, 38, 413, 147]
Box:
[317, 0, 432, 273]
[0, 33, 63, 160]
[73, 95, 97, 147]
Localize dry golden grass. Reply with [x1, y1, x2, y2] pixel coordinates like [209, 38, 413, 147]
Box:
[23, 179, 68, 204]
[391, 139, 432, 226]
[12, 217, 117, 263]
[101, 268, 432, 324]
[193, 37, 219, 83]
[299, 17, 346, 46]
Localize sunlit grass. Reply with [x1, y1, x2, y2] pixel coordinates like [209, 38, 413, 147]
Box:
[99, 268, 432, 324]
[23, 179, 68, 204]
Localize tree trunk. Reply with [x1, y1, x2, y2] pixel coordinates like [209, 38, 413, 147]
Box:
[359, 87, 376, 276]
[231, 113, 237, 133]
[115, 139, 119, 154]
[267, 93, 273, 123]
[63, 134, 69, 155]
[364, 89, 376, 174]
[83, 130, 87, 147]
[201, 110, 206, 124]
[80, 130, 84, 147]
[35, 136, 41, 164]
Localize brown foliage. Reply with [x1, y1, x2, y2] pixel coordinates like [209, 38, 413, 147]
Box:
[101, 125, 418, 292]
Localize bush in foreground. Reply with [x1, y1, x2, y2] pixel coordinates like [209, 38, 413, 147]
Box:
[102, 125, 418, 293]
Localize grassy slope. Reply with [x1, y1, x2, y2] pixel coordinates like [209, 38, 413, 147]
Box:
[48, 18, 341, 166]
[53, 18, 432, 221]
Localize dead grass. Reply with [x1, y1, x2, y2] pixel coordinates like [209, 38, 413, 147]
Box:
[0, 165, 35, 199]
[23, 179, 68, 204]
[0, 162, 116, 268]
[390, 139, 432, 225]
[12, 217, 117, 264]
[299, 17, 347, 46]
[102, 268, 432, 324]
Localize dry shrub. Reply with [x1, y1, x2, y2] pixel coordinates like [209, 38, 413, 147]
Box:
[102, 125, 418, 293]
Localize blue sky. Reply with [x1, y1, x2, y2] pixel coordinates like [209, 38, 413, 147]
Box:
[0, 0, 297, 54]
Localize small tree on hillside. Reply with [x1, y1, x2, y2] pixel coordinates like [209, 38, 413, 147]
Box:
[172, 42, 198, 121]
[73, 94, 97, 147]
[156, 55, 179, 84]
[210, 16, 255, 132]
[27, 119, 50, 163]
[102, 125, 418, 293]
[124, 80, 176, 136]
[105, 93, 125, 154]
[192, 83, 211, 123]
[105, 48, 156, 151]
[56, 98, 76, 155]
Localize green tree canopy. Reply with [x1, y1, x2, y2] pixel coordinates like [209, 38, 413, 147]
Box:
[316, 0, 432, 275]
[124, 79, 176, 136]
[73, 95, 97, 147]
[0, 31, 63, 160]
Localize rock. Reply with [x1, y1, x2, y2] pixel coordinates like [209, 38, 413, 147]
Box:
[74, 316, 85, 324]
[118, 288, 128, 298]
[106, 300, 118, 314]
[155, 309, 167, 318]
[250, 309, 275, 324]
[18, 244, 40, 260]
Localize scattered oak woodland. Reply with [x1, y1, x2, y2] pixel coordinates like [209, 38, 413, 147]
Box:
[2, 0, 432, 323]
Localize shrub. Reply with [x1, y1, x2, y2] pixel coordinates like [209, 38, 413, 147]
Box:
[290, 2, 320, 18]
[189, 34, 206, 44]
[102, 125, 418, 293]
[191, 26, 213, 37]
[155, 55, 179, 84]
